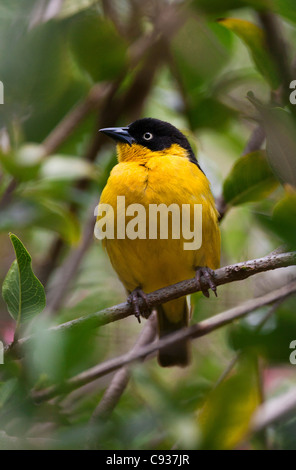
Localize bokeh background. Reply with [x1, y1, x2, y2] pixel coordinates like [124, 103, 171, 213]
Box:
[0, 0, 296, 450]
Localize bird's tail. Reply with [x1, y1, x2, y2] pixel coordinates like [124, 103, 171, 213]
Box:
[156, 297, 190, 367]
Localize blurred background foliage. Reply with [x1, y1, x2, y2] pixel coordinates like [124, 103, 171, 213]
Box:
[0, 0, 296, 450]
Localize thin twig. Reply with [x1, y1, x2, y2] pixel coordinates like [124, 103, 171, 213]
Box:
[31, 279, 296, 403]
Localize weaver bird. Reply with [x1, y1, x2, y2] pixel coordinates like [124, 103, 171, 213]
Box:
[98, 118, 220, 367]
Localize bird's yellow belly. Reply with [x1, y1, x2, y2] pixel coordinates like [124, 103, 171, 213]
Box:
[106, 236, 196, 293]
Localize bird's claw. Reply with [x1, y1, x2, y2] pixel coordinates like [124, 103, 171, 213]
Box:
[195, 267, 217, 298]
[127, 287, 150, 323]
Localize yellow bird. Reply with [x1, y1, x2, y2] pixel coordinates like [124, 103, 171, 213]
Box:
[98, 118, 220, 367]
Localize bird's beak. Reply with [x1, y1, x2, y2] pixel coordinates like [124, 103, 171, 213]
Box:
[99, 126, 135, 146]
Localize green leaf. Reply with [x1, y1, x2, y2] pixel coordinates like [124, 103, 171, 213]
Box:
[0, 21, 73, 127]
[272, 193, 296, 248]
[172, 18, 233, 98]
[33, 199, 81, 245]
[0, 198, 81, 244]
[0, 144, 45, 181]
[0, 379, 18, 409]
[68, 11, 127, 82]
[273, 0, 296, 24]
[187, 96, 236, 130]
[2, 234, 46, 324]
[223, 150, 278, 206]
[248, 96, 296, 188]
[228, 297, 296, 362]
[218, 18, 280, 89]
[198, 358, 259, 449]
[22, 78, 91, 144]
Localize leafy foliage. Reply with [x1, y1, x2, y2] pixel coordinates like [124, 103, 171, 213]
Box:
[198, 358, 259, 449]
[218, 18, 280, 89]
[223, 150, 278, 206]
[0, 0, 296, 451]
[2, 234, 46, 325]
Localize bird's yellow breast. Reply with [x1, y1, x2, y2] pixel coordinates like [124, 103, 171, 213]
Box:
[98, 145, 220, 294]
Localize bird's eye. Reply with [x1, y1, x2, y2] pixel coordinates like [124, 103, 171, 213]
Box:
[143, 132, 153, 140]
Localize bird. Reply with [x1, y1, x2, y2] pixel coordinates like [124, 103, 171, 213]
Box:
[97, 118, 220, 367]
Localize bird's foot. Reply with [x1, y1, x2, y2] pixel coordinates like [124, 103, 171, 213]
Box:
[127, 287, 150, 323]
[195, 266, 217, 298]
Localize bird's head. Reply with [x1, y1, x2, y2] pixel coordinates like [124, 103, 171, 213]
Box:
[99, 118, 199, 167]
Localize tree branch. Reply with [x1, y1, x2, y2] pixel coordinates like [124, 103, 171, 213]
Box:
[8, 250, 296, 358]
[32, 279, 296, 403]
